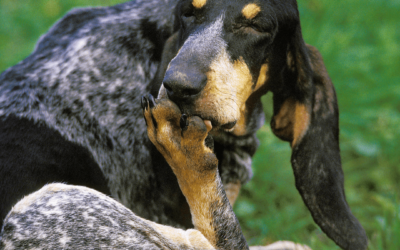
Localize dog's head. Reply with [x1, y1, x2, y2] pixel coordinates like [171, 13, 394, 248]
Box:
[156, 0, 287, 135]
[154, 0, 368, 249]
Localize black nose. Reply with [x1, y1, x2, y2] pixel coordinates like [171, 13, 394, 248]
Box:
[162, 65, 206, 102]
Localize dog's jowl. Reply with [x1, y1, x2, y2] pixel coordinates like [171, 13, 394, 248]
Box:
[0, 0, 367, 249]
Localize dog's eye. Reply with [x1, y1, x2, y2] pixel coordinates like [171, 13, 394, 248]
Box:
[250, 24, 263, 33]
[234, 20, 267, 36]
[242, 25, 263, 35]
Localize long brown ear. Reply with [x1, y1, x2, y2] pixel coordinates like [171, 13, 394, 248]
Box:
[270, 28, 368, 250]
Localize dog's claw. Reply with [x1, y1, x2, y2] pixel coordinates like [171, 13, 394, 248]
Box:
[141, 96, 148, 110]
[148, 94, 156, 108]
[180, 114, 189, 131]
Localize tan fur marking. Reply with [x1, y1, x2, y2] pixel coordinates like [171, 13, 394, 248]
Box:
[232, 58, 254, 105]
[192, 0, 206, 9]
[273, 98, 295, 140]
[272, 98, 310, 147]
[229, 58, 253, 135]
[255, 63, 269, 91]
[195, 51, 268, 136]
[149, 221, 214, 249]
[195, 51, 250, 126]
[187, 229, 215, 249]
[144, 99, 221, 247]
[232, 109, 248, 136]
[179, 174, 221, 246]
[224, 182, 241, 206]
[242, 3, 261, 19]
[292, 103, 310, 147]
[287, 51, 295, 71]
[232, 63, 269, 136]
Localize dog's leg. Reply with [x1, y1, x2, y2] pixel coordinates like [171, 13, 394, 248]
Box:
[0, 183, 217, 249]
[142, 95, 248, 250]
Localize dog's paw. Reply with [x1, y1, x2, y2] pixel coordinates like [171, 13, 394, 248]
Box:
[141, 94, 217, 175]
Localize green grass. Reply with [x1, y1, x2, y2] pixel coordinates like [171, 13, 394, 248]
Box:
[1, 0, 399, 249]
[0, 0, 126, 71]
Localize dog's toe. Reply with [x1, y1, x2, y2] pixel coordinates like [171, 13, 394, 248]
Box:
[141, 95, 148, 110]
[148, 94, 156, 108]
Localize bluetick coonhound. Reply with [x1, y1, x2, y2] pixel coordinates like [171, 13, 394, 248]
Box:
[0, 0, 367, 249]
[1, 98, 311, 249]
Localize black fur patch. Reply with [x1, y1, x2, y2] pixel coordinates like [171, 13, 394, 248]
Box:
[0, 115, 110, 228]
[140, 19, 171, 62]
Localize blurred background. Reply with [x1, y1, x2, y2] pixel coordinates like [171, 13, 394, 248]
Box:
[0, 0, 399, 249]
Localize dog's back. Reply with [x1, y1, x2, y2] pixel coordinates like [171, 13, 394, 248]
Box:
[0, 0, 180, 228]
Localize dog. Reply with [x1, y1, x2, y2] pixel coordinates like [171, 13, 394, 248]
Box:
[0, 98, 311, 250]
[0, 0, 367, 249]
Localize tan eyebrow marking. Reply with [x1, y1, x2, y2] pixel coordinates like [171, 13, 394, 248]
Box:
[192, 0, 207, 9]
[242, 3, 261, 19]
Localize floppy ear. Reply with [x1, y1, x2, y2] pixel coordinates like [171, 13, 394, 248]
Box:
[270, 27, 368, 250]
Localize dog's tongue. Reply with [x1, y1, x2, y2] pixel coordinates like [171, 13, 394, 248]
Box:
[204, 120, 212, 132]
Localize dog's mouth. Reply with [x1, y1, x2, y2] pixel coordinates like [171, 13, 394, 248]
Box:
[184, 112, 238, 133]
[206, 119, 237, 132]
[158, 84, 239, 133]
[175, 103, 240, 133]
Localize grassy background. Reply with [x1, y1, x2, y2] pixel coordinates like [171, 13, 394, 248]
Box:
[1, 0, 399, 249]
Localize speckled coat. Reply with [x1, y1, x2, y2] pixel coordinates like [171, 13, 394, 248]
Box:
[0, 0, 260, 229]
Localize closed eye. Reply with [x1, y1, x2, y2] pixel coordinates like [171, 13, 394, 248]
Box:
[234, 18, 270, 36]
[243, 26, 262, 35]
[250, 22, 266, 32]
[241, 24, 271, 37]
